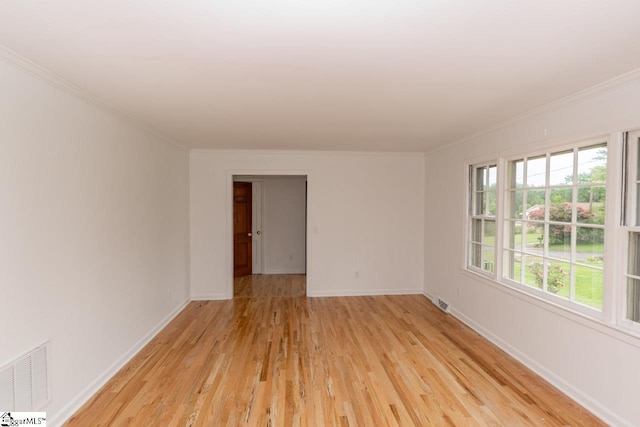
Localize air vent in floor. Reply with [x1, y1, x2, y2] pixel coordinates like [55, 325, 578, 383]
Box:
[431, 296, 451, 313]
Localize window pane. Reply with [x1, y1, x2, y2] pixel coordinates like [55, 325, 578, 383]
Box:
[483, 246, 495, 272]
[549, 261, 571, 298]
[636, 183, 640, 226]
[475, 191, 485, 215]
[550, 151, 574, 186]
[525, 189, 546, 215]
[508, 160, 524, 189]
[575, 267, 603, 309]
[523, 255, 543, 289]
[628, 233, 640, 322]
[488, 165, 497, 187]
[525, 205, 544, 222]
[628, 232, 640, 276]
[521, 221, 544, 250]
[476, 167, 486, 191]
[504, 220, 521, 250]
[577, 145, 607, 184]
[637, 137, 640, 180]
[548, 225, 571, 262]
[487, 190, 497, 216]
[549, 203, 572, 224]
[470, 219, 482, 243]
[575, 226, 604, 266]
[576, 187, 605, 225]
[627, 278, 640, 322]
[549, 187, 572, 206]
[470, 243, 482, 268]
[526, 156, 546, 188]
[483, 220, 496, 242]
[577, 185, 605, 203]
[508, 190, 523, 219]
[504, 250, 521, 282]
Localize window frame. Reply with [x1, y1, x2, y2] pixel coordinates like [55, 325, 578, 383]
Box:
[501, 140, 608, 319]
[620, 129, 640, 333]
[465, 136, 615, 322]
[466, 162, 499, 278]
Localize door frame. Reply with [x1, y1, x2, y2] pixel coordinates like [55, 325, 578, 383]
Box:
[232, 179, 264, 274]
[251, 181, 263, 275]
[226, 170, 311, 298]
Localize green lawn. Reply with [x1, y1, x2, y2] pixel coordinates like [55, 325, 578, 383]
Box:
[483, 233, 540, 247]
[480, 229, 604, 309]
[516, 232, 543, 245]
[511, 256, 602, 309]
[486, 231, 604, 253]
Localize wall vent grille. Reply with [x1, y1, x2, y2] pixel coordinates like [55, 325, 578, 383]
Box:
[0, 342, 50, 411]
[432, 296, 451, 314]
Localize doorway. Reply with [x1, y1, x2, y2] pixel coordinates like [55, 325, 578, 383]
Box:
[233, 182, 252, 277]
[232, 175, 308, 296]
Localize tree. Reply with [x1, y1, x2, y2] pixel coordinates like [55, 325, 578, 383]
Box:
[527, 204, 603, 245]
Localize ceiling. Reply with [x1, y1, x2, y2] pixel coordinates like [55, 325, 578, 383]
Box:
[1, 1, 640, 152]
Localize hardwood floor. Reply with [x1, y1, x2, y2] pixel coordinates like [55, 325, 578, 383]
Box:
[66, 275, 603, 426]
[234, 274, 306, 298]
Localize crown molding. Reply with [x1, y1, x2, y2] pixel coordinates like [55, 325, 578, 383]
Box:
[0, 44, 105, 107]
[426, 67, 640, 155]
[0, 44, 188, 152]
[190, 147, 425, 158]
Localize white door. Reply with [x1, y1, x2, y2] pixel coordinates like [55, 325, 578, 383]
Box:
[251, 181, 263, 274]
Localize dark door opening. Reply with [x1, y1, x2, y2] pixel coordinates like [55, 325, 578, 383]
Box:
[233, 182, 252, 277]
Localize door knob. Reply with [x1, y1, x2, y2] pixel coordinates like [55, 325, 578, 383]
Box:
[257, 231, 261, 235]
[248, 232, 252, 237]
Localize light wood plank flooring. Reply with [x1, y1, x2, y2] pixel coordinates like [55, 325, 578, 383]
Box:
[66, 275, 603, 426]
[234, 274, 306, 298]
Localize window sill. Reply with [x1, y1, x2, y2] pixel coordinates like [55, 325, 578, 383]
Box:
[461, 267, 640, 349]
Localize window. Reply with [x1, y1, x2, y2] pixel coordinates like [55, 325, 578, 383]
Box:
[465, 130, 640, 331]
[468, 163, 497, 275]
[503, 144, 606, 311]
[623, 129, 640, 325]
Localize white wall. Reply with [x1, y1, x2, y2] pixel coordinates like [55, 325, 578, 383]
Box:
[262, 178, 306, 274]
[424, 75, 640, 426]
[0, 60, 190, 425]
[191, 150, 425, 298]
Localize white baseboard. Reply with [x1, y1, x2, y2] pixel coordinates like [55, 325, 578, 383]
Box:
[49, 298, 190, 427]
[449, 307, 630, 427]
[308, 288, 422, 297]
